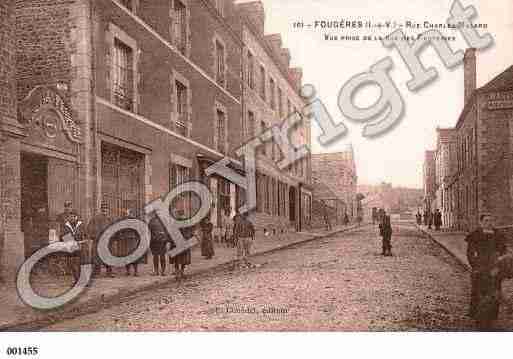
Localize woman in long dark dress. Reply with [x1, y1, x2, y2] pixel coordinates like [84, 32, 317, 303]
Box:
[169, 225, 193, 280]
[200, 218, 215, 259]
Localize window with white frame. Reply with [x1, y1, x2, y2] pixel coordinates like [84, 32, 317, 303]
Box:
[172, 0, 188, 55]
[270, 77, 276, 110]
[175, 80, 188, 137]
[278, 87, 283, 118]
[214, 0, 224, 16]
[112, 38, 134, 112]
[119, 0, 134, 11]
[216, 109, 227, 154]
[215, 40, 226, 86]
[260, 65, 266, 100]
[170, 163, 191, 218]
[247, 51, 255, 89]
[247, 110, 255, 140]
[260, 120, 267, 156]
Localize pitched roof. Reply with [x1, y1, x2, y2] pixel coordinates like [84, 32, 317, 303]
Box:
[479, 65, 513, 93]
[456, 64, 513, 129]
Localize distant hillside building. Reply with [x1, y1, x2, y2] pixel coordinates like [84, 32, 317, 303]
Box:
[312, 146, 357, 219]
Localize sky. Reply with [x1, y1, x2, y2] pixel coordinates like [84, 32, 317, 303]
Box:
[237, 0, 513, 188]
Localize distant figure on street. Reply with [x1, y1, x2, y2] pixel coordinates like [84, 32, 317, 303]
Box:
[200, 217, 215, 260]
[416, 211, 422, 226]
[221, 207, 233, 247]
[86, 201, 114, 277]
[233, 212, 255, 268]
[423, 210, 428, 226]
[356, 213, 362, 227]
[343, 212, 349, 226]
[372, 208, 377, 225]
[427, 211, 433, 230]
[322, 201, 332, 231]
[378, 208, 385, 224]
[434, 209, 442, 231]
[465, 213, 508, 330]
[379, 210, 393, 256]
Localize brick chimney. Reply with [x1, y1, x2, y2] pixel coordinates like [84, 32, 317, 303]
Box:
[289, 67, 303, 90]
[237, 1, 265, 34]
[464, 48, 476, 105]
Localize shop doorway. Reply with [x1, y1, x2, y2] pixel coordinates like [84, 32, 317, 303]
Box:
[21, 152, 49, 258]
[101, 142, 144, 219]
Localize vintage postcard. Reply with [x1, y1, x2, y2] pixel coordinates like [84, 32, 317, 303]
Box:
[1, 0, 513, 357]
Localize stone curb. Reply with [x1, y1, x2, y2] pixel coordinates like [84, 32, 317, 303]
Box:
[0, 224, 367, 331]
[415, 225, 470, 271]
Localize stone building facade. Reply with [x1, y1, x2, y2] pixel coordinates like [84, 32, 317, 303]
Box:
[434, 128, 456, 227]
[0, 0, 312, 282]
[232, 1, 313, 233]
[311, 146, 357, 221]
[450, 49, 513, 231]
[0, 0, 19, 282]
[429, 48, 513, 232]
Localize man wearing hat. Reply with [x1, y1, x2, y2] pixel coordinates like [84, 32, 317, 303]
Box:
[55, 200, 73, 239]
[87, 201, 115, 277]
[465, 213, 509, 330]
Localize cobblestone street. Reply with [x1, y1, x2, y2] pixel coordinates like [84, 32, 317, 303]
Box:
[45, 225, 513, 331]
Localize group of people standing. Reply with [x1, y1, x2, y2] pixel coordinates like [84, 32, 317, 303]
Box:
[416, 209, 442, 231]
[54, 201, 257, 281]
[55, 201, 144, 279]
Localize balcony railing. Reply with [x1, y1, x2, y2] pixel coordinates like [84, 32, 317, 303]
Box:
[176, 113, 188, 137]
[113, 86, 134, 112]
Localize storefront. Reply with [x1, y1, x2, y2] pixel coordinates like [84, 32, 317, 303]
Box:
[18, 87, 82, 256]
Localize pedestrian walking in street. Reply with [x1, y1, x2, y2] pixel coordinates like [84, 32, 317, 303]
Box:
[200, 217, 215, 259]
[465, 213, 509, 330]
[233, 212, 255, 268]
[343, 211, 349, 226]
[170, 223, 193, 280]
[61, 210, 86, 279]
[379, 210, 393, 256]
[149, 215, 171, 276]
[416, 211, 422, 226]
[322, 201, 332, 231]
[434, 209, 442, 231]
[221, 207, 233, 247]
[86, 201, 115, 277]
[427, 211, 433, 230]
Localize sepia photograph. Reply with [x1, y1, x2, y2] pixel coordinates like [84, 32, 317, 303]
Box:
[0, 0, 513, 357]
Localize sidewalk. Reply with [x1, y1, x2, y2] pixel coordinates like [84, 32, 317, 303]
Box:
[0, 223, 362, 331]
[416, 225, 470, 269]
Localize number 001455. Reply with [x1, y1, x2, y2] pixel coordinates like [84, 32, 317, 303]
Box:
[6, 347, 39, 356]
